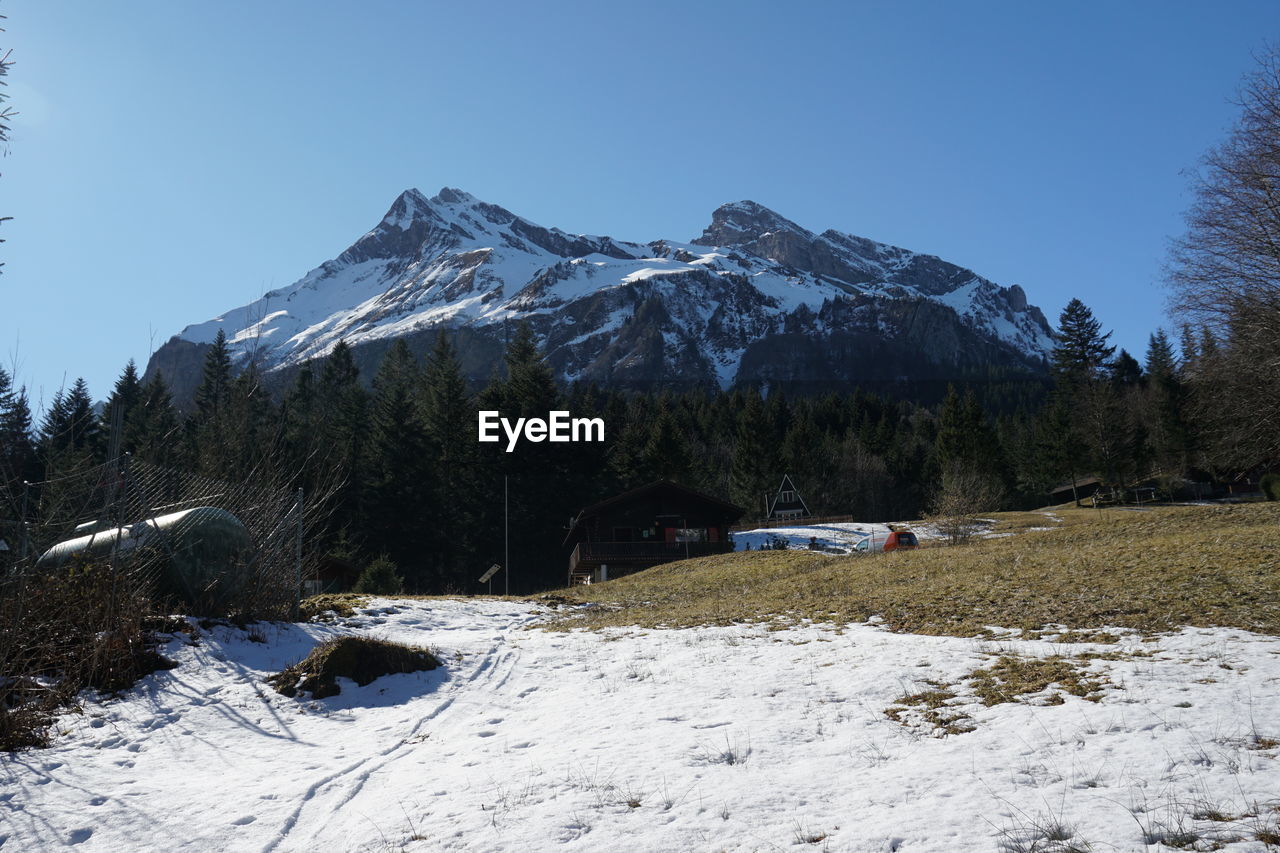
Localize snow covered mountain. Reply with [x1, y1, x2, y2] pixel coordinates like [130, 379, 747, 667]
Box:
[144, 187, 1053, 399]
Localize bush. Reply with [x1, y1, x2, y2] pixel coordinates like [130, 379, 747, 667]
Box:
[353, 556, 404, 595]
[267, 636, 440, 699]
[926, 462, 1004, 545]
[1261, 473, 1280, 501]
[0, 563, 176, 751]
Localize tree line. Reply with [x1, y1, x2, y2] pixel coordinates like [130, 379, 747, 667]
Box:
[0, 291, 1261, 595]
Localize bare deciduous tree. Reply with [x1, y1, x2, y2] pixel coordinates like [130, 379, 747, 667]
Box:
[926, 461, 1004, 546]
[1167, 46, 1280, 467]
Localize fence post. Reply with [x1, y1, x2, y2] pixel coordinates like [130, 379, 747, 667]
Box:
[293, 487, 304, 620]
[19, 480, 31, 563]
[109, 454, 132, 577]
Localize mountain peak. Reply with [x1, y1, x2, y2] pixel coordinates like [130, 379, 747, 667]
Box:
[432, 187, 477, 205]
[695, 200, 813, 247]
[379, 188, 434, 229]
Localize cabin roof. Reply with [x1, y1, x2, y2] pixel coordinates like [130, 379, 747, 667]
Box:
[767, 473, 811, 517]
[563, 480, 744, 546]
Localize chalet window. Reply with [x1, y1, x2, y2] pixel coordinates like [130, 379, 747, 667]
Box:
[675, 528, 706, 543]
[780, 490, 795, 503]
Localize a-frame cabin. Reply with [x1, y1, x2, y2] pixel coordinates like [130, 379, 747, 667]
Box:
[765, 474, 811, 522]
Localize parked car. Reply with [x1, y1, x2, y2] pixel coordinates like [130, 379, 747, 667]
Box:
[854, 530, 919, 553]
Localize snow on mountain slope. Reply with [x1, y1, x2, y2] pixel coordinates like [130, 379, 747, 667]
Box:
[149, 188, 1053, 393]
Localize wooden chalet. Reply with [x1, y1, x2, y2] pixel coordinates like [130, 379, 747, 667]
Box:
[564, 481, 744, 585]
[765, 474, 811, 522]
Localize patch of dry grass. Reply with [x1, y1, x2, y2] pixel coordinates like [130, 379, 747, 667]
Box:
[298, 593, 370, 621]
[267, 636, 441, 699]
[885, 654, 1109, 736]
[969, 655, 1106, 706]
[543, 503, 1280, 637]
[885, 685, 975, 736]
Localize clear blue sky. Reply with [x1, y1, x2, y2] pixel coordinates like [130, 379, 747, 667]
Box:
[3, 0, 1276, 411]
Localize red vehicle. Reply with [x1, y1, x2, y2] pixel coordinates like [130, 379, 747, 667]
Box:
[854, 530, 920, 553]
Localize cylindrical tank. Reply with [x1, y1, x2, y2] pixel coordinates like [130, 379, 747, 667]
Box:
[35, 506, 253, 609]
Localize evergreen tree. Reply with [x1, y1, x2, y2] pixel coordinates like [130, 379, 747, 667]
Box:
[315, 340, 369, 550]
[1052, 299, 1115, 380]
[1143, 330, 1192, 478]
[364, 340, 432, 585]
[0, 367, 38, 508]
[642, 403, 693, 483]
[133, 371, 182, 466]
[422, 332, 470, 474]
[778, 407, 822, 506]
[934, 386, 1001, 478]
[1177, 324, 1200, 380]
[502, 322, 558, 418]
[101, 360, 144, 458]
[729, 388, 775, 517]
[1109, 349, 1143, 386]
[220, 368, 281, 480]
[194, 329, 234, 420]
[1144, 330, 1178, 380]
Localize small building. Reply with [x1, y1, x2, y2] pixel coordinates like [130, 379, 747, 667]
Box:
[564, 481, 744, 585]
[1048, 476, 1102, 506]
[766, 474, 811, 522]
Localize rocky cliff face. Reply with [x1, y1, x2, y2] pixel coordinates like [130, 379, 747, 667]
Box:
[144, 187, 1053, 400]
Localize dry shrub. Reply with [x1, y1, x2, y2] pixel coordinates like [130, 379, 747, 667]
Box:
[926, 462, 1005, 545]
[0, 562, 176, 751]
[267, 636, 440, 699]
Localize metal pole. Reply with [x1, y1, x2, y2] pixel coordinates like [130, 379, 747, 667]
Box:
[293, 487, 304, 620]
[109, 454, 132, 577]
[19, 481, 30, 562]
[504, 476, 509, 597]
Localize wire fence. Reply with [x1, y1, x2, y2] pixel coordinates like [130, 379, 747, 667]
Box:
[5, 455, 303, 619]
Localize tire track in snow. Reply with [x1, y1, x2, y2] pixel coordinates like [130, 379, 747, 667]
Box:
[264, 609, 527, 851]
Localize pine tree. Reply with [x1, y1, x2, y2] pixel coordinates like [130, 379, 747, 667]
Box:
[1109, 349, 1143, 386]
[422, 332, 470, 472]
[642, 403, 693, 483]
[779, 407, 822, 506]
[1052, 299, 1115, 380]
[0, 367, 38, 510]
[101, 360, 144, 458]
[133, 371, 182, 466]
[315, 340, 369, 551]
[220, 368, 281, 480]
[364, 340, 432, 584]
[502, 322, 558, 418]
[934, 385, 970, 468]
[1143, 331, 1192, 477]
[730, 388, 775, 517]
[194, 329, 234, 420]
[420, 332, 480, 591]
[1144, 331, 1177, 381]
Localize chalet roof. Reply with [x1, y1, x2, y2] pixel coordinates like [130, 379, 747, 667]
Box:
[1049, 476, 1102, 495]
[767, 474, 811, 518]
[563, 480, 744, 546]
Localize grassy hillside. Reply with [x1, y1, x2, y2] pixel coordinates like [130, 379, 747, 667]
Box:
[547, 503, 1280, 637]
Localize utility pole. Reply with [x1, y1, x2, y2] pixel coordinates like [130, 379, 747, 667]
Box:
[504, 475, 509, 596]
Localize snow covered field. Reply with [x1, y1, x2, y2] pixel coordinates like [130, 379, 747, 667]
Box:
[3, 598, 1280, 851]
[733, 522, 908, 553]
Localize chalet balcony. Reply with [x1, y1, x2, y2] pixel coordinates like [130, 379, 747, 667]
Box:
[569, 540, 729, 574]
